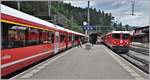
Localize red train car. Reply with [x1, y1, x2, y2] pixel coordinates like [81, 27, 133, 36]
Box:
[102, 31, 131, 53]
[1, 4, 86, 77]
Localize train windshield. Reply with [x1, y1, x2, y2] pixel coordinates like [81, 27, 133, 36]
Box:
[123, 34, 129, 39]
[112, 34, 120, 39]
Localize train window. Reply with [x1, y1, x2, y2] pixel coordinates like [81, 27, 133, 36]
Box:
[47, 31, 54, 43]
[60, 34, 65, 42]
[123, 34, 129, 39]
[2, 22, 26, 49]
[39, 29, 43, 43]
[112, 34, 120, 39]
[69, 35, 72, 41]
[43, 31, 48, 43]
[1, 22, 55, 49]
[75, 35, 78, 40]
[52, 32, 54, 43]
[27, 28, 39, 46]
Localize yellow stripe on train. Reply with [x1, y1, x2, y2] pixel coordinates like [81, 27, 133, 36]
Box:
[1, 19, 54, 32]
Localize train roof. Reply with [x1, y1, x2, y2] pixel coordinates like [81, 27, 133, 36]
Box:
[1, 4, 86, 37]
[56, 26, 86, 36]
[56, 25, 66, 31]
[105, 31, 130, 36]
[1, 4, 56, 30]
[56, 25, 79, 34]
[111, 31, 130, 34]
[112, 31, 130, 34]
[55, 25, 87, 36]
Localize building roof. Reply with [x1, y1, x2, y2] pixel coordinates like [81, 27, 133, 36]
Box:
[134, 26, 149, 30]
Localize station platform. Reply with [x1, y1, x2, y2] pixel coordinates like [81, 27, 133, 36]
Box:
[11, 44, 149, 79]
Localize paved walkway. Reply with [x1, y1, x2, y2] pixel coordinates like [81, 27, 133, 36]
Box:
[12, 44, 148, 79]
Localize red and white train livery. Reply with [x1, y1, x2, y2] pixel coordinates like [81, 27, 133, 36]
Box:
[102, 31, 131, 53]
[1, 4, 86, 77]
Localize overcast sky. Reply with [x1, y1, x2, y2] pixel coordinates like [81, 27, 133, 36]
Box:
[64, 0, 149, 27]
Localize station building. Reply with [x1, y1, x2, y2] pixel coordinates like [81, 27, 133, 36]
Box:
[132, 26, 149, 43]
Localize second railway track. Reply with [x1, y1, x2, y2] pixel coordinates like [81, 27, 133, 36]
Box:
[119, 49, 149, 74]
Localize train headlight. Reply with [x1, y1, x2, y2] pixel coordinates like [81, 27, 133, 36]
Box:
[113, 42, 116, 45]
[125, 41, 129, 45]
[126, 42, 128, 44]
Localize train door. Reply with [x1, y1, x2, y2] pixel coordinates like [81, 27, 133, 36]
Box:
[54, 32, 59, 54]
[72, 34, 74, 47]
[65, 33, 68, 48]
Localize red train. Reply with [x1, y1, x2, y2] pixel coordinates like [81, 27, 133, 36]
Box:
[1, 4, 87, 77]
[102, 31, 131, 53]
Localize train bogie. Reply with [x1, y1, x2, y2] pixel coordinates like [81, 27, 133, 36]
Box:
[112, 46, 129, 53]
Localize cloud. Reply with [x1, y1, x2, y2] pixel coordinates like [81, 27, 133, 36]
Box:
[120, 14, 149, 26]
[64, 0, 149, 26]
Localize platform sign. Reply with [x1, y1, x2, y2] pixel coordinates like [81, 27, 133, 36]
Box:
[82, 23, 94, 31]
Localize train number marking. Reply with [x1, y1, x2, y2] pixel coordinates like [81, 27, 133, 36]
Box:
[2, 55, 11, 60]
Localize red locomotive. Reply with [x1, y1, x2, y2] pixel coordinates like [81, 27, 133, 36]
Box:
[102, 31, 131, 53]
[1, 4, 86, 77]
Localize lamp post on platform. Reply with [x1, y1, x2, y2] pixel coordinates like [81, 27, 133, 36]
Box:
[87, 1, 90, 43]
[85, 1, 92, 49]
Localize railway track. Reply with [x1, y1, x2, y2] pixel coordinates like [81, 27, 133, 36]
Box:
[119, 48, 149, 74]
[130, 46, 149, 56]
[102, 42, 149, 74]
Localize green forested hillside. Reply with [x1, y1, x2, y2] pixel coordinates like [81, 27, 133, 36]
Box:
[51, 2, 113, 31]
[2, 1, 114, 33]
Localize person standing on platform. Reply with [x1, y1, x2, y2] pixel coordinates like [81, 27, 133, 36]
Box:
[77, 38, 82, 48]
[90, 37, 93, 46]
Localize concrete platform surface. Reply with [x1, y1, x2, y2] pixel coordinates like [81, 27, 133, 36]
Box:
[11, 44, 149, 79]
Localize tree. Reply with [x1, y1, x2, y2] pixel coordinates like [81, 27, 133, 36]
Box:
[124, 24, 133, 31]
[118, 22, 123, 31]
